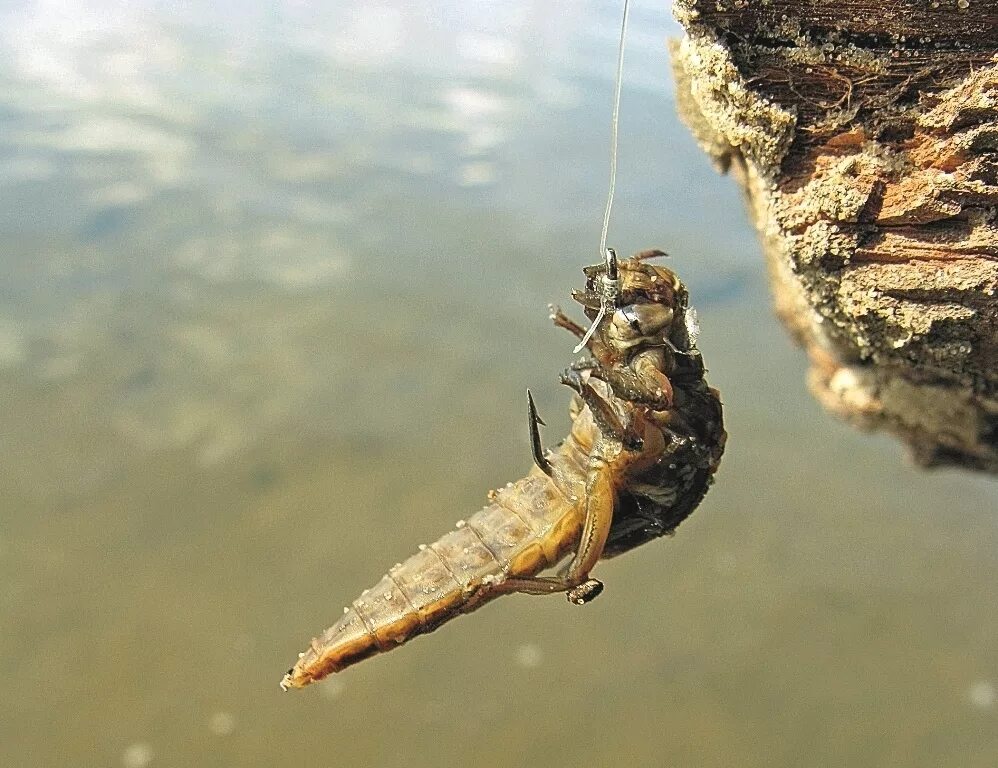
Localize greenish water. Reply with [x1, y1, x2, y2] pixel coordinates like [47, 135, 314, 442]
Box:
[1, 3, 995, 767]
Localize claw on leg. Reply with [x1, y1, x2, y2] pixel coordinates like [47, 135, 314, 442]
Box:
[559, 367, 587, 396]
[567, 579, 603, 605]
[527, 389, 553, 477]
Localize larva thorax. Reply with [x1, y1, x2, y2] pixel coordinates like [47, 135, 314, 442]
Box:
[567, 251, 725, 559]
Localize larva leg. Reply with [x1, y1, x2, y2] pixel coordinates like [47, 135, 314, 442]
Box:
[473, 379, 627, 607]
[561, 371, 643, 451]
[467, 573, 602, 606]
[633, 248, 668, 261]
[550, 305, 617, 359]
[548, 304, 587, 339]
[557, 447, 615, 604]
[461, 572, 594, 614]
[592, 351, 674, 410]
[569, 357, 597, 372]
[467, 446, 616, 606]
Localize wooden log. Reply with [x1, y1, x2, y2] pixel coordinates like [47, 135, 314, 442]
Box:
[669, 0, 998, 472]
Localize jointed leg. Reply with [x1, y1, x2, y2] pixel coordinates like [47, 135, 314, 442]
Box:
[591, 354, 674, 411]
[558, 448, 615, 603]
[633, 248, 668, 261]
[469, 445, 617, 606]
[548, 304, 587, 339]
[561, 370, 643, 451]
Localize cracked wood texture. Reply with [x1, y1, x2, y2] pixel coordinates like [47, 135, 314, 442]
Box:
[670, 0, 998, 472]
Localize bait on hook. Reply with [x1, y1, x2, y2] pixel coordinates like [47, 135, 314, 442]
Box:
[281, 252, 725, 689]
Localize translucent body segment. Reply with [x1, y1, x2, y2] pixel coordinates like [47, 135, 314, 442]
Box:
[430, 527, 499, 588]
[494, 475, 557, 531]
[466, 501, 536, 567]
[315, 607, 369, 650]
[547, 437, 589, 498]
[354, 575, 422, 647]
[552, 437, 591, 507]
[291, 607, 377, 683]
[561, 436, 591, 470]
[504, 470, 583, 565]
[390, 547, 463, 626]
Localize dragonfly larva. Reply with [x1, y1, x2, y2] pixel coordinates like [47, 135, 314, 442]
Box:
[282, 249, 725, 689]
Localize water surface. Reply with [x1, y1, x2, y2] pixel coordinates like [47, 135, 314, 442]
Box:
[1, 2, 996, 767]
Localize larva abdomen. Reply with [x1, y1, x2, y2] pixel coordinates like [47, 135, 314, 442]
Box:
[282, 468, 583, 688]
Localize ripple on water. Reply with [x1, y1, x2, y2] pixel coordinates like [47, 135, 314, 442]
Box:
[121, 742, 153, 768]
[967, 680, 996, 710]
[208, 711, 237, 737]
[514, 643, 543, 669]
[319, 677, 346, 701]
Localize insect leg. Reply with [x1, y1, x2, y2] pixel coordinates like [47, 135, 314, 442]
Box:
[467, 573, 602, 606]
[591, 351, 674, 411]
[548, 304, 587, 339]
[526, 389, 553, 477]
[461, 573, 586, 613]
[569, 357, 597, 372]
[468, 444, 617, 607]
[558, 446, 615, 604]
[561, 372, 642, 451]
[633, 248, 668, 261]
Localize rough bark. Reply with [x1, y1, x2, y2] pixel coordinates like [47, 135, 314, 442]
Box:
[669, 0, 998, 472]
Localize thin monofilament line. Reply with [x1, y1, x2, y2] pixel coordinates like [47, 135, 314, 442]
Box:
[574, 0, 631, 355]
[598, 0, 630, 260]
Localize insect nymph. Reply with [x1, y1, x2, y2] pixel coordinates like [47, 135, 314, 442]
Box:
[281, 249, 725, 689]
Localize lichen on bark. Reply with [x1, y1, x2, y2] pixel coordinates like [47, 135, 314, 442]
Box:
[670, 0, 998, 472]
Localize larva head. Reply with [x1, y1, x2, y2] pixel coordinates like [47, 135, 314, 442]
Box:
[572, 250, 693, 353]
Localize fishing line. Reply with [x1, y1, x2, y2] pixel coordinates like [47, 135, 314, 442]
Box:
[574, 0, 631, 354]
[599, 0, 630, 262]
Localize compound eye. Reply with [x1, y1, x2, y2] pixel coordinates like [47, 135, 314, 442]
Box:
[612, 303, 673, 338]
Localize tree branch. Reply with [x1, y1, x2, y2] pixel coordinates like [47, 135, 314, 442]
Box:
[670, 0, 998, 472]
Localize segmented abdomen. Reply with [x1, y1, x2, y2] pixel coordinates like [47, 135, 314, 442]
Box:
[282, 464, 585, 688]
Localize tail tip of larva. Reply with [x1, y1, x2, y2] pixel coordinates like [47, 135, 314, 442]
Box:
[279, 670, 294, 692]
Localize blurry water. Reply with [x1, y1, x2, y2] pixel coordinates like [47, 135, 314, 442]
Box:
[1, 2, 995, 767]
